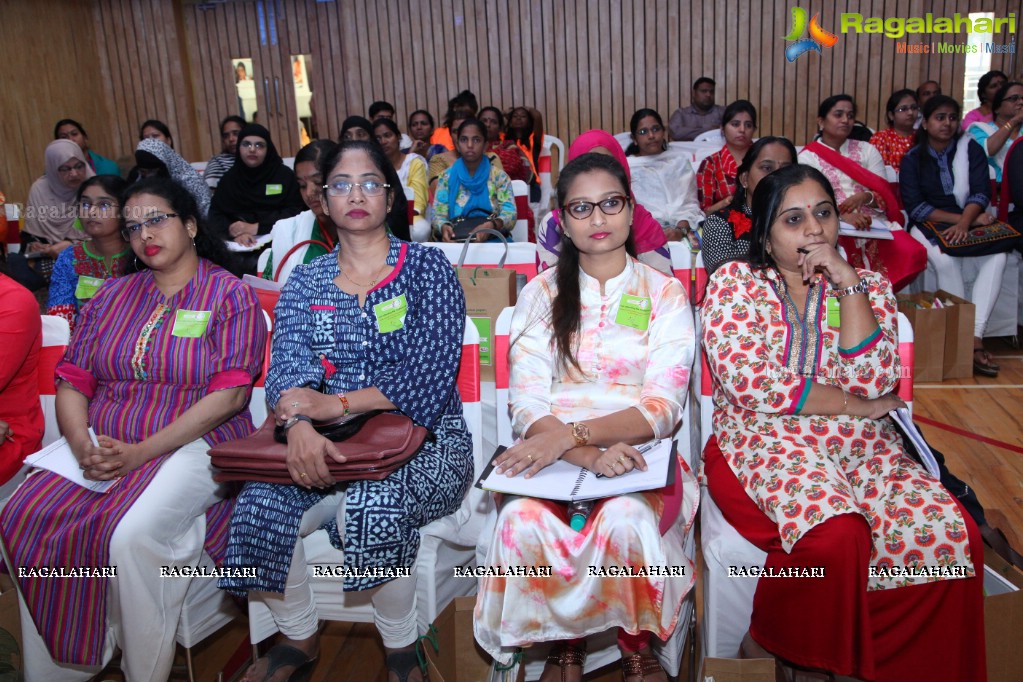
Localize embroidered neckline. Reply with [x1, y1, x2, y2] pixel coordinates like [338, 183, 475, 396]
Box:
[132, 304, 171, 380]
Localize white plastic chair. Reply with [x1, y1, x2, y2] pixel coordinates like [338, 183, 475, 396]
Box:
[247, 319, 486, 645]
[698, 312, 916, 659]
[693, 129, 724, 145]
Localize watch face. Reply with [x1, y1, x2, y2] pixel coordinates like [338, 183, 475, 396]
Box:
[573, 422, 590, 444]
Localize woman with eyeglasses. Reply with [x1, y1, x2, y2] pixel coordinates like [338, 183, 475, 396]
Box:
[208, 124, 304, 274]
[696, 100, 758, 213]
[625, 108, 704, 247]
[475, 153, 697, 682]
[702, 164, 985, 681]
[869, 89, 919, 172]
[22, 140, 96, 275]
[433, 118, 516, 242]
[46, 175, 133, 332]
[221, 141, 473, 682]
[800, 94, 926, 291]
[966, 80, 1023, 184]
[1, 177, 266, 681]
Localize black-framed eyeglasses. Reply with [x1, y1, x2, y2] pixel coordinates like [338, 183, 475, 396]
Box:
[240, 140, 266, 150]
[1003, 94, 1023, 103]
[121, 213, 179, 240]
[58, 161, 87, 175]
[564, 194, 629, 220]
[322, 181, 390, 197]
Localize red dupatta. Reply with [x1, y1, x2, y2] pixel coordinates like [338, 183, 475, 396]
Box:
[804, 141, 905, 226]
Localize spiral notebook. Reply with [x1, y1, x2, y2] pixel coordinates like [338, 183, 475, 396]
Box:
[475, 439, 675, 501]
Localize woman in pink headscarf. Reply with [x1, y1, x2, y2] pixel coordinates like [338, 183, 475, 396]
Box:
[536, 130, 671, 275]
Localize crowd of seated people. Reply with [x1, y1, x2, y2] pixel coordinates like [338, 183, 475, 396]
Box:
[4, 76, 1023, 682]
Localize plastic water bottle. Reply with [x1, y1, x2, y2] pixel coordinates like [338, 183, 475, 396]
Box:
[568, 500, 594, 532]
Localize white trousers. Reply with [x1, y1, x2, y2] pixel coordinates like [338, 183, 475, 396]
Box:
[18, 439, 223, 682]
[909, 228, 1008, 337]
[249, 492, 420, 649]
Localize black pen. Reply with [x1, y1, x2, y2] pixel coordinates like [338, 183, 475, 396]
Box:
[796, 247, 810, 254]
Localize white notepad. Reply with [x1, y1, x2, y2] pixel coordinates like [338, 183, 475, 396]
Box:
[889, 407, 940, 479]
[24, 437, 119, 494]
[839, 218, 894, 240]
[476, 439, 674, 501]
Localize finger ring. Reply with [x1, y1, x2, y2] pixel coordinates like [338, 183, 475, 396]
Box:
[299, 472, 309, 478]
[291, 401, 300, 408]
[526, 454, 534, 463]
[618, 454, 628, 463]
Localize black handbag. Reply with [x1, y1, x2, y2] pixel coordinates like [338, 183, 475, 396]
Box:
[450, 208, 496, 242]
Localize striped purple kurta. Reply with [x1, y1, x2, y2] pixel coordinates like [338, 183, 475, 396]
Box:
[0, 258, 266, 666]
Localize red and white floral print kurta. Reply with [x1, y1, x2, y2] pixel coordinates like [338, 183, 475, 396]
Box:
[701, 261, 973, 590]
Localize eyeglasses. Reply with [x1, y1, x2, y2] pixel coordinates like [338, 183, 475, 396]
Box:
[322, 181, 390, 197]
[894, 104, 920, 113]
[564, 194, 629, 220]
[58, 161, 87, 175]
[240, 140, 267, 150]
[1003, 94, 1023, 103]
[121, 213, 179, 240]
[79, 200, 119, 216]
[636, 125, 663, 137]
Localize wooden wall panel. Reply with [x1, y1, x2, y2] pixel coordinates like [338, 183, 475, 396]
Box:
[4, 0, 1023, 206]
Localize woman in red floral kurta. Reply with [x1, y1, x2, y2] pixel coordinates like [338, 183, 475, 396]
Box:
[701, 164, 985, 681]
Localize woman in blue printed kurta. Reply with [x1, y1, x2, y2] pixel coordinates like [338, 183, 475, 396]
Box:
[222, 141, 472, 682]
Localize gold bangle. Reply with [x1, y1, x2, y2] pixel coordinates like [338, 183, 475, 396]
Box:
[338, 393, 350, 417]
[1005, 122, 1014, 131]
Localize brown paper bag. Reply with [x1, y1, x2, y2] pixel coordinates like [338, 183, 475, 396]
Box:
[897, 293, 946, 383]
[700, 656, 776, 682]
[0, 575, 23, 679]
[984, 546, 1023, 682]
[421, 596, 492, 682]
[455, 230, 518, 382]
[933, 290, 975, 380]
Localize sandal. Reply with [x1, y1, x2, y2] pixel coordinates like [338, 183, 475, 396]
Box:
[973, 348, 999, 377]
[620, 647, 665, 681]
[385, 648, 429, 682]
[246, 644, 317, 682]
[543, 640, 586, 682]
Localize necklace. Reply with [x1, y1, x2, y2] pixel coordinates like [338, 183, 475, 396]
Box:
[338, 258, 389, 288]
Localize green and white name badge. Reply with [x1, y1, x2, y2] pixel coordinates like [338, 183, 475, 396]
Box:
[74, 275, 104, 301]
[470, 317, 492, 365]
[826, 297, 841, 327]
[172, 310, 212, 338]
[374, 294, 408, 334]
[615, 294, 652, 331]
[265, 183, 283, 196]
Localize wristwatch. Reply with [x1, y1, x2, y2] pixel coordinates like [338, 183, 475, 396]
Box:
[832, 280, 868, 298]
[283, 415, 313, 431]
[568, 421, 591, 448]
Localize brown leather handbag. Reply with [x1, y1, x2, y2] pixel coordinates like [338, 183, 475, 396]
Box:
[208, 411, 429, 483]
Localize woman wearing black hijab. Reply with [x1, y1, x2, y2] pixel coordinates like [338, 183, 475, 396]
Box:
[209, 124, 305, 274]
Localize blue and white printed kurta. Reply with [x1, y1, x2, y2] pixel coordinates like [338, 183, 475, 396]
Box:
[221, 235, 473, 592]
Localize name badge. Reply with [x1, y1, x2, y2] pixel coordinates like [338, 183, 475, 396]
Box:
[826, 297, 841, 327]
[74, 275, 104, 301]
[615, 294, 652, 331]
[172, 310, 212, 337]
[374, 295, 408, 334]
[265, 184, 283, 196]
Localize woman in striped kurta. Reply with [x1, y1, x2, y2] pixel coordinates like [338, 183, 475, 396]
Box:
[0, 177, 266, 682]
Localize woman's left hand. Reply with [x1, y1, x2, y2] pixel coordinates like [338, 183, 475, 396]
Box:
[839, 191, 872, 213]
[493, 430, 572, 478]
[276, 387, 339, 422]
[229, 220, 258, 238]
[797, 241, 859, 288]
[842, 212, 872, 231]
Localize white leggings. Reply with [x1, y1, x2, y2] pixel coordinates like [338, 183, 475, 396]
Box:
[250, 492, 420, 649]
[909, 227, 1008, 337]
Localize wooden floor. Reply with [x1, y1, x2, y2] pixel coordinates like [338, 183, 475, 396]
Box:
[95, 337, 1023, 682]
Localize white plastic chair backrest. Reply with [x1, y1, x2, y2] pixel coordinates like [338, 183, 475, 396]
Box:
[510, 179, 531, 243]
[38, 316, 70, 446]
[613, 132, 632, 152]
[282, 156, 295, 170]
[190, 161, 208, 174]
[249, 310, 273, 428]
[493, 307, 516, 447]
[545, 135, 566, 172]
[693, 129, 724, 144]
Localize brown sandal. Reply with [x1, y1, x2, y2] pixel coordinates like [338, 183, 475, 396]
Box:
[973, 348, 1000, 377]
[544, 641, 586, 682]
[621, 648, 665, 681]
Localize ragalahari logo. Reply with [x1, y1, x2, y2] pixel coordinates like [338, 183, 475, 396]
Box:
[783, 7, 839, 61]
